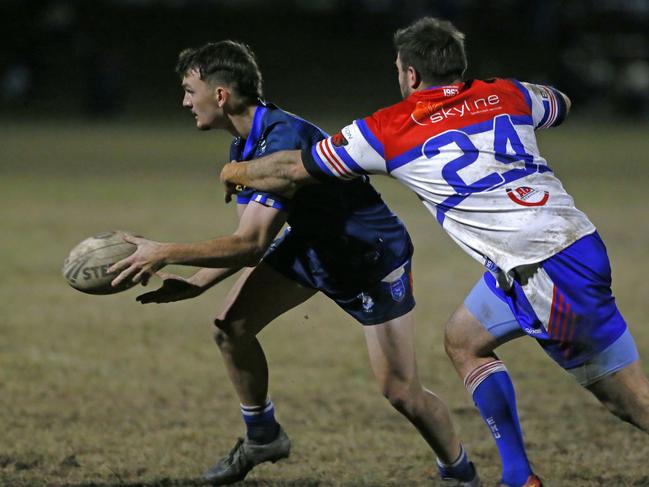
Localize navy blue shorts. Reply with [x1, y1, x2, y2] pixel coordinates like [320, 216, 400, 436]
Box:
[263, 229, 415, 325]
[465, 232, 637, 382]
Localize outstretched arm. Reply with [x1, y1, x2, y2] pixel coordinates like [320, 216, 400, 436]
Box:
[222, 122, 389, 195]
[109, 201, 287, 286]
[221, 150, 317, 197]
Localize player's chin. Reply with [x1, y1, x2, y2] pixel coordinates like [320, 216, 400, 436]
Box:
[196, 120, 212, 131]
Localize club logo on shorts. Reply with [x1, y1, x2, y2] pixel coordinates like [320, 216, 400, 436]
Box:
[506, 186, 549, 207]
[331, 132, 348, 147]
[389, 278, 406, 302]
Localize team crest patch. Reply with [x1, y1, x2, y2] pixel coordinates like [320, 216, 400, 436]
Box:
[506, 186, 549, 207]
[331, 132, 348, 147]
[389, 278, 406, 302]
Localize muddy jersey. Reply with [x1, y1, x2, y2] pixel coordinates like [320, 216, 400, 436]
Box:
[302, 79, 596, 274]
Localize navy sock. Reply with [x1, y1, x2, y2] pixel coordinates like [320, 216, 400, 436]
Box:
[436, 444, 476, 482]
[466, 361, 532, 487]
[241, 398, 280, 444]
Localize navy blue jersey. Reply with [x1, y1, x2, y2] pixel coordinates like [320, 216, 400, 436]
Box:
[231, 102, 412, 293]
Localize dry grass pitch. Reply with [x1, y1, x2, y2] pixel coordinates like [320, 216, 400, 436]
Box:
[1, 119, 648, 486]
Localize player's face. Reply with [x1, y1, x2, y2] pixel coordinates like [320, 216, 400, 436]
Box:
[396, 55, 411, 99]
[181, 70, 223, 130]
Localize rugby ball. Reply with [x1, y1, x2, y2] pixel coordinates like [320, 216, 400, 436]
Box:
[63, 231, 137, 295]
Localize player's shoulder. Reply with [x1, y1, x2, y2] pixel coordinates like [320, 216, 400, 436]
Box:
[464, 78, 534, 113]
[363, 98, 415, 137]
[470, 77, 530, 99]
[264, 103, 325, 134]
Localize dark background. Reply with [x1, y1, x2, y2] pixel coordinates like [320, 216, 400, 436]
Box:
[2, 0, 649, 123]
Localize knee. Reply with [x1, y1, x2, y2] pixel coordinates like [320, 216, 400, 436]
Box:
[212, 314, 246, 351]
[444, 307, 496, 364]
[444, 315, 471, 364]
[443, 323, 461, 360]
[381, 380, 418, 415]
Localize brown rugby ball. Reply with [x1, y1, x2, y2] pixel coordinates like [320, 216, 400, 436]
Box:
[62, 231, 137, 295]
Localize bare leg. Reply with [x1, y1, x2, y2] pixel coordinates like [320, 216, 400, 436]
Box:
[364, 310, 461, 464]
[586, 360, 649, 432]
[213, 262, 316, 406]
[444, 305, 502, 378]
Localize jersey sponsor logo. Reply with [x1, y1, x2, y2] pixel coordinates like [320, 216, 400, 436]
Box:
[506, 186, 549, 207]
[331, 132, 348, 147]
[411, 95, 502, 126]
[411, 101, 443, 125]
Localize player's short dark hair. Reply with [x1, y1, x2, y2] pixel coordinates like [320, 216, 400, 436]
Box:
[394, 17, 467, 84]
[176, 40, 263, 100]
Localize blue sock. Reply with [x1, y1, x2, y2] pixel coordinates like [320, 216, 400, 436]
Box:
[241, 398, 280, 444]
[466, 361, 532, 487]
[436, 444, 476, 482]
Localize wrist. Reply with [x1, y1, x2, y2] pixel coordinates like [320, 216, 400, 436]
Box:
[158, 243, 174, 266]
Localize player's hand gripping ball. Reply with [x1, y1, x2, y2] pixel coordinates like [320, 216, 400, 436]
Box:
[62, 231, 137, 295]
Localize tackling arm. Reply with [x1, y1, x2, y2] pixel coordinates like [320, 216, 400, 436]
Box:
[220, 150, 317, 197]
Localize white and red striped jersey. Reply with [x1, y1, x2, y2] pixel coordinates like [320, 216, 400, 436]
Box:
[302, 79, 595, 273]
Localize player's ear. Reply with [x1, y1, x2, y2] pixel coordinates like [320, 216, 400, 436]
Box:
[408, 66, 421, 90]
[214, 86, 229, 107]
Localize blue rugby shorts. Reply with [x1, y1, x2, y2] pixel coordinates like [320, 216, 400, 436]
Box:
[263, 230, 415, 326]
[464, 231, 638, 385]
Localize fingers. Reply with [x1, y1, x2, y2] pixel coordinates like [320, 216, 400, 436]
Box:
[111, 264, 138, 287]
[109, 260, 152, 287]
[132, 267, 152, 284]
[219, 161, 236, 183]
[136, 291, 164, 304]
[224, 182, 238, 204]
[109, 254, 137, 286]
[108, 255, 132, 274]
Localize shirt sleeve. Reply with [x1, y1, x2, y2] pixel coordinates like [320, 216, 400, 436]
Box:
[240, 121, 301, 211]
[519, 82, 568, 130]
[302, 117, 387, 181]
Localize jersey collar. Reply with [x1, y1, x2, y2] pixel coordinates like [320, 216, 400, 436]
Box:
[242, 103, 269, 160]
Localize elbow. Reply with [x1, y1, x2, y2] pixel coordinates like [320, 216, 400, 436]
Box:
[241, 244, 267, 267]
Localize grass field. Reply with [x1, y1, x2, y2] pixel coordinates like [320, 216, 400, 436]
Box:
[1, 118, 648, 486]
